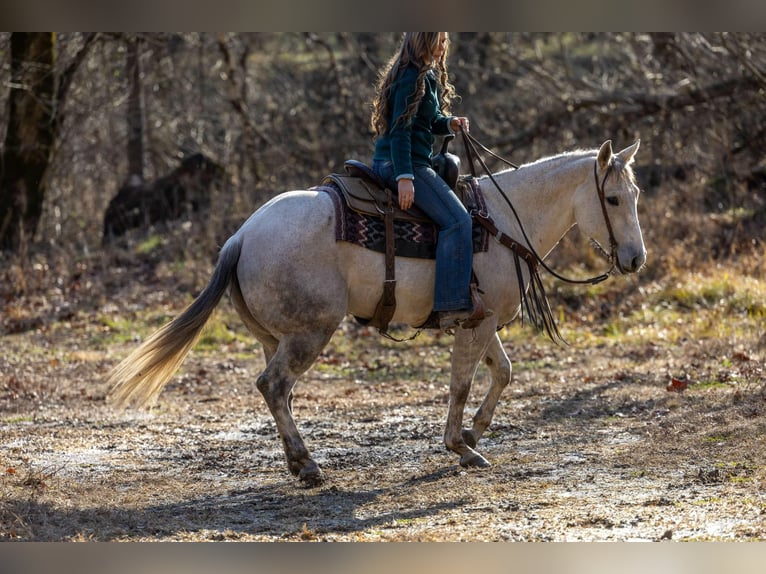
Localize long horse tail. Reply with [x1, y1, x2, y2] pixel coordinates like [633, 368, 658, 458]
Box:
[107, 234, 243, 408]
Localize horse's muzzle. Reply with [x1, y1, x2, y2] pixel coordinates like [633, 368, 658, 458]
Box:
[617, 247, 646, 274]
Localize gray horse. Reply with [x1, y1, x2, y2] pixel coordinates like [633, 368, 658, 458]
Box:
[108, 140, 646, 486]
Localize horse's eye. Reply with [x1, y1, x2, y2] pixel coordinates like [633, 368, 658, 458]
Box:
[606, 196, 620, 207]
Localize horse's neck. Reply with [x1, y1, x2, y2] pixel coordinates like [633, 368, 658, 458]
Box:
[480, 152, 593, 257]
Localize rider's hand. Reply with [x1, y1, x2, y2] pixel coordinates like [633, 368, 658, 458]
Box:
[398, 178, 414, 210]
[450, 116, 470, 133]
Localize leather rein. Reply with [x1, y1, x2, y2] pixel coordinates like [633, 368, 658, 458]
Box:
[459, 129, 618, 286]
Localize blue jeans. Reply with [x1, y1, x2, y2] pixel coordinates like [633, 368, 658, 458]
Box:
[373, 160, 473, 312]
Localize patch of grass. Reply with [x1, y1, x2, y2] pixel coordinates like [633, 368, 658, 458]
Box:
[602, 322, 623, 339]
[714, 461, 758, 472]
[729, 475, 754, 484]
[702, 435, 731, 443]
[89, 314, 149, 347]
[308, 323, 455, 382]
[196, 320, 237, 350]
[691, 497, 724, 506]
[660, 279, 733, 311]
[194, 313, 255, 352]
[656, 272, 766, 316]
[551, 267, 766, 350]
[514, 359, 554, 371]
[2, 415, 33, 424]
[89, 305, 212, 350]
[717, 206, 757, 224]
[134, 234, 164, 255]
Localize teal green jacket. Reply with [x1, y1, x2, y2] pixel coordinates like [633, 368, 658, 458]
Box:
[373, 64, 454, 181]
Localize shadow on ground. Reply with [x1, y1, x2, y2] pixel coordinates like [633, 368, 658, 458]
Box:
[6, 468, 470, 541]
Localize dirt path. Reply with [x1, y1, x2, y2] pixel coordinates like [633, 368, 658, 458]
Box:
[2, 306, 765, 541]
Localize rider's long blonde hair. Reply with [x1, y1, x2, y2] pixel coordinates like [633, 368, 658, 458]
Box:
[370, 32, 456, 137]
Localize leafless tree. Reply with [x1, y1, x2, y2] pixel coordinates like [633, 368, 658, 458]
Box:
[0, 32, 95, 251]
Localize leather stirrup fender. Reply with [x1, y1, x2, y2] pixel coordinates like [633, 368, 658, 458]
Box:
[368, 189, 397, 332]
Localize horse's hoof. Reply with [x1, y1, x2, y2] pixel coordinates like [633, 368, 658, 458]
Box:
[460, 452, 491, 468]
[298, 465, 325, 487]
[461, 429, 478, 449]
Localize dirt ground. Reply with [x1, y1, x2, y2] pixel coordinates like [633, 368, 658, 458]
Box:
[2, 265, 766, 542]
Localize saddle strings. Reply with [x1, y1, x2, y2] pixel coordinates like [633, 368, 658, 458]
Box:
[459, 129, 613, 286]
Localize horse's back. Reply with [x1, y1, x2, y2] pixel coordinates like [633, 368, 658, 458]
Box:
[239, 189, 336, 251]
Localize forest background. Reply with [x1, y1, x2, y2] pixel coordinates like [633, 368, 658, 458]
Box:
[1, 33, 763, 277]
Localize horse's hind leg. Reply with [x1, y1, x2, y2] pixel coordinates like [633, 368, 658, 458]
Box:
[230, 272, 279, 362]
[461, 333, 512, 449]
[256, 330, 334, 486]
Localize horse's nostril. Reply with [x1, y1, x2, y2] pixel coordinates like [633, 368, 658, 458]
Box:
[619, 254, 642, 273]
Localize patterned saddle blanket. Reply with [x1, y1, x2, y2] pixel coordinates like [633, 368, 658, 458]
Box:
[314, 175, 490, 259]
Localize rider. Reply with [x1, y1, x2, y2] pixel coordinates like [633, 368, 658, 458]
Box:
[370, 32, 490, 330]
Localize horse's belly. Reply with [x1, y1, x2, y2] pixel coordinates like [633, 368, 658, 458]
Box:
[339, 244, 435, 325]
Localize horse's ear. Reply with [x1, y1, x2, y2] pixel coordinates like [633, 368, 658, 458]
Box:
[597, 140, 613, 172]
[616, 139, 640, 165]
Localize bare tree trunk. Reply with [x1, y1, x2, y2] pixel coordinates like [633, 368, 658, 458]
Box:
[0, 33, 55, 251]
[216, 34, 271, 185]
[125, 34, 145, 186]
[0, 32, 95, 252]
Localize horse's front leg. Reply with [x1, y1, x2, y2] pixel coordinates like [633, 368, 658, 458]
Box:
[461, 332, 512, 449]
[444, 321, 496, 468]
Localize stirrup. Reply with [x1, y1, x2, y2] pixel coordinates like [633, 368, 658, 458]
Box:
[459, 284, 493, 329]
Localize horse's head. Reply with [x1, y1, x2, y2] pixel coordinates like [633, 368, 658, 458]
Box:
[575, 140, 646, 274]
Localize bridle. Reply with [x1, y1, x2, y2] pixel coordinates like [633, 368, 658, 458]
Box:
[460, 129, 619, 285]
[592, 160, 620, 275]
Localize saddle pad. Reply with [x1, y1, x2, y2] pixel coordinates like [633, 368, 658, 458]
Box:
[316, 182, 489, 260]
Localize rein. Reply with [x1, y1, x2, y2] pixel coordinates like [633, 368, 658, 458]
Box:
[459, 129, 617, 286]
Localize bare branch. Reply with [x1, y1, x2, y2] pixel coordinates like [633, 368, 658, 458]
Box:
[718, 33, 766, 89]
[216, 34, 273, 149]
[495, 75, 763, 152]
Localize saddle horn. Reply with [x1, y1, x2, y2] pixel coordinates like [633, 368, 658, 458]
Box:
[432, 134, 461, 190]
